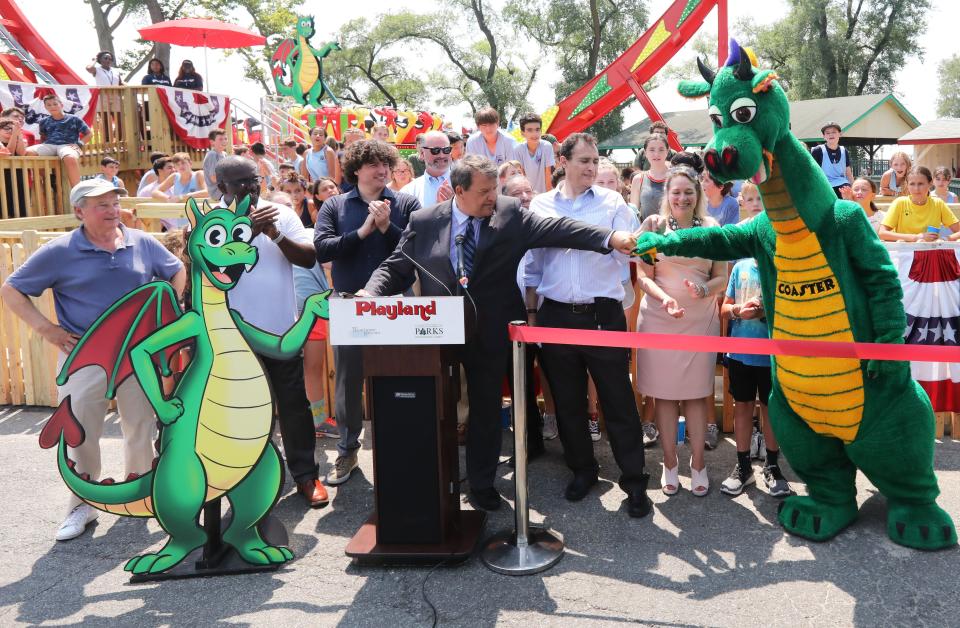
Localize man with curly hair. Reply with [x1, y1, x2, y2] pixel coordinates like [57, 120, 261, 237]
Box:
[314, 140, 422, 485]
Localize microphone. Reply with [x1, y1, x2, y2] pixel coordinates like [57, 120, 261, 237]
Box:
[454, 234, 468, 289]
[399, 231, 453, 297]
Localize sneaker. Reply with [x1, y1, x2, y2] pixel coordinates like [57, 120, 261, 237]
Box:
[719, 463, 755, 496]
[325, 450, 359, 486]
[705, 423, 720, 450]
[588, 414, 601, 442]
[542, 413, 559, 440]
[762, 465, 791, 497]
[641, 422, 659, 447]
[315, 416, 339, 438]
[56, 504, 98, 541]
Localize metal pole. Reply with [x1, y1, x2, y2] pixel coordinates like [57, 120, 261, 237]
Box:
[481, 321, 564, 576]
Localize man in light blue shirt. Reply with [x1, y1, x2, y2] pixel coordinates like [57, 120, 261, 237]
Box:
[464, 106, 517, 166]
[401, 131, 453, 208]
[524, 133, 650, 518]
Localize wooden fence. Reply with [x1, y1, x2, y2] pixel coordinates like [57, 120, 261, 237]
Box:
[0, 156, 68, 218]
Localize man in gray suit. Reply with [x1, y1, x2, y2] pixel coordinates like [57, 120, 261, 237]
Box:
[363, 155, 639, 510]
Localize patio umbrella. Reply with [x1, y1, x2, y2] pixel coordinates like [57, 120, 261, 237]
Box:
[138, 18, 267, 90]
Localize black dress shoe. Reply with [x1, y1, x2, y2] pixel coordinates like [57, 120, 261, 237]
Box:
[469, 487, 502, 511]
[564, 473, 598, 502]
[626, 491, 652, 518]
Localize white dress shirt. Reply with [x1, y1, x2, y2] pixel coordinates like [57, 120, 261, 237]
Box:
[401, 170, 451, 208]
[524, 184, 639, 304]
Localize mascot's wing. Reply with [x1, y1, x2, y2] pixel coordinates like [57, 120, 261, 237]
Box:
[56, 281, 188, 398]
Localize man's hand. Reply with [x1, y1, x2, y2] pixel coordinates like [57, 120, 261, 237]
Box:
[40, 323, 80, 353]
[355, 289, 373, 297]
[248, 204, 280, 239]
[609, 230, 637, 255]
[369, 199, 392, 233]
[436, 180, 454, 202]
[357, 212, 377, 239]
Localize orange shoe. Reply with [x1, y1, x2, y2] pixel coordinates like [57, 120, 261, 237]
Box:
[296, 479, 330, 508]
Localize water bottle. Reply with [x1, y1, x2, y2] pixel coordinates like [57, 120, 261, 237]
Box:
[677, 416, 686, 444]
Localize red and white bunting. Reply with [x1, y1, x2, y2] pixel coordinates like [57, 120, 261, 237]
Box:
[154, 86, 230, 150]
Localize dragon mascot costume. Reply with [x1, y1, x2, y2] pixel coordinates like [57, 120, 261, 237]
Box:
[635, 41, 956, 550]
[39, 196, 332, 574]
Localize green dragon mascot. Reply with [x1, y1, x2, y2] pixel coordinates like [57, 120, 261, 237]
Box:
[271, 15, 340, 107]
[634, 40, 957, 550]
[39, 196, 332, 574]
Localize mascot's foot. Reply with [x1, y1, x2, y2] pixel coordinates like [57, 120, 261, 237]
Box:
[124, 539, 202, 574]
[778, 496, 857, 542]
[887, 502, 958, 550]
[225, 527, 293, 565]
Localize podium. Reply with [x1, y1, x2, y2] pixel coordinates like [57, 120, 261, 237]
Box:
[330, 296, 485, 564]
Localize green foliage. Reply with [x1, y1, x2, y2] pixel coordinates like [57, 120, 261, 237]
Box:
[504, 0, 649, 142]
[323, 16, 428, 109]
[199, 0, 301, 94]
[936, 54, 960, 118]
[742, 0, 929, 100]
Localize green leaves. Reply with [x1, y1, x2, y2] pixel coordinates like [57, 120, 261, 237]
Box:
[936, 54, 960, 118]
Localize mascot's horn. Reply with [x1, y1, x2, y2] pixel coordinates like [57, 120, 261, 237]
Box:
[733, 44, 754, 81]
[697, 56, 716, 85]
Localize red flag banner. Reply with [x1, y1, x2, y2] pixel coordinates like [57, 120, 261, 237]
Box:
[154, 86, 230, 149]
[0, 81, 99, 136]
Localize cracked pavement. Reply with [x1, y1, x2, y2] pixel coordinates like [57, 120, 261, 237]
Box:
[0, 405, 957, 626]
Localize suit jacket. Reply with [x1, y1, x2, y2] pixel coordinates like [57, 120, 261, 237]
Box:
[364, 195, 614, 349]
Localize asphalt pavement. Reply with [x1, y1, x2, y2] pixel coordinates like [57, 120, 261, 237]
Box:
[0, 404, 957, 627]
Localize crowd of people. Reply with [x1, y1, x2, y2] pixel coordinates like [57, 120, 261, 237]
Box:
[2, 100, 959, 543]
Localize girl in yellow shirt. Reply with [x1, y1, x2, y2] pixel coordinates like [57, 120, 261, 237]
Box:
[879, 166, 960, 242]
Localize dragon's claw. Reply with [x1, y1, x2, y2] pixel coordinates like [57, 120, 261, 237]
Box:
[887, 502, 957, 550]
[233, 541, 294, 565]
[778, 496, 858, 542]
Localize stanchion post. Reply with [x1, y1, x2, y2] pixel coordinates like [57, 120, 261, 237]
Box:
[481, 321, 564, 575]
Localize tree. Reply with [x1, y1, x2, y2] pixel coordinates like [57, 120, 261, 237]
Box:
[505, 0, 648, 142]
[743, 0, 929, 100]
[199, 0, 301, 95]
[936, 54, 960, 118]
[388, 2, 538, 121]
[323, 16, 428, 109]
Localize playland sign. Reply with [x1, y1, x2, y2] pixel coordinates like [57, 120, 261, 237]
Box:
[329, 297, 465, 345]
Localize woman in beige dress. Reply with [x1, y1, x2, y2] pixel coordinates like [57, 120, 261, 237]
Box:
[635, 166, 727, 497]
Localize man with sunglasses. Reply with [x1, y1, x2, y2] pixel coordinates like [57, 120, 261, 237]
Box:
[214, 156, 330, 508]
[401, 130, 454, 208]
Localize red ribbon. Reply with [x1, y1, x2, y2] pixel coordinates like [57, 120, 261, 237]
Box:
[509, 326, 960, 363]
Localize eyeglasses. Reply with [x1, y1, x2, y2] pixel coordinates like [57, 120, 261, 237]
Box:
[225, 175, 262, 188]
[426, 147, 453, 155]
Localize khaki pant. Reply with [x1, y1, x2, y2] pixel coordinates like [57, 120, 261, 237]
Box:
[56, 357, 156, 512]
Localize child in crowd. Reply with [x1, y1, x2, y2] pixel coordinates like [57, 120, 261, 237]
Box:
[497, 160, 524, 189]
[701, 171, 740, 225]
[719, 254, 790, 498]
[851, 177, 885, 233]
[932, 166, 958, 203]
[25, 94, 91, 187]
[880, 151, 911, 196]
[0, 107, 31, 154]
[880, 166, 960, 242]
[737, 181, 764, 224]
[513, 112, 555, 193]
[96, 157, 127, 192]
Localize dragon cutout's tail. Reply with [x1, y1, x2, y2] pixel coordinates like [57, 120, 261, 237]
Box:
[40, 397, 155, 517]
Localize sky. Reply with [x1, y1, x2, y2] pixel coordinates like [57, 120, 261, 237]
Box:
[13, 0, 959, 135]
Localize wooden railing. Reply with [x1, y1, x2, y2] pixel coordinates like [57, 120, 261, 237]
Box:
[0, 156, 68, 218]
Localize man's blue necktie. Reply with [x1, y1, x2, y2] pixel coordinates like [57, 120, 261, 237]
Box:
[462, 217, 477, 278]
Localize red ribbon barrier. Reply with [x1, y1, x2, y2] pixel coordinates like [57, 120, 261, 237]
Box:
[509, 326, 960, 363]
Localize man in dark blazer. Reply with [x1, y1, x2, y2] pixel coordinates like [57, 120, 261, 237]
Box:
[363, 155, 638, 510]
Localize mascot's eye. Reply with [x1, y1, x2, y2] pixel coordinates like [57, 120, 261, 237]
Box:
[729, 98, 757, 124]
[204, 225, 227, 247]
[232, 224, 252, 243]
[708, 105, 723, 128]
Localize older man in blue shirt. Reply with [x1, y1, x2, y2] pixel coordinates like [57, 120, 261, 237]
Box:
[524, 133, 650, 518]
[1, 179, 185, 541]
[401, 131, 454, 208]
[314, 140, 421, 486]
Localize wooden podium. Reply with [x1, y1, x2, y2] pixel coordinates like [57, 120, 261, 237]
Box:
[330, 296, 485, 564]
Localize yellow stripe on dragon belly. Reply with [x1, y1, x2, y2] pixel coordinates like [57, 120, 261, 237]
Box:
[774, 230, 864, 442]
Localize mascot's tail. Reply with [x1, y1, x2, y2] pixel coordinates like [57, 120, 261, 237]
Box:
[39, 397, 155, 517]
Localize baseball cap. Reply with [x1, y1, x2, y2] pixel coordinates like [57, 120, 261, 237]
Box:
[69, 178, 128, 206]
[820, 121, 842, 134]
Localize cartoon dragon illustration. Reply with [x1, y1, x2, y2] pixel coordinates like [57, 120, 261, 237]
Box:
[271, 16, 340, 107]
[634, 41, 957, 550]
[39, 196, 332, 574]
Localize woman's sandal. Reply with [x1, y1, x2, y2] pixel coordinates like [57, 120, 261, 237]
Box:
[690, 458, 709, 497]
[661, 461, 680, 496]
